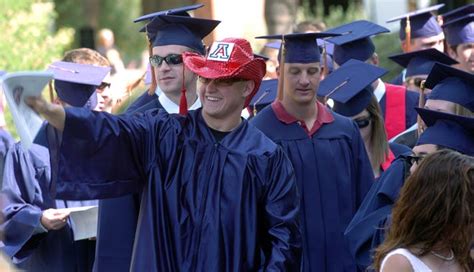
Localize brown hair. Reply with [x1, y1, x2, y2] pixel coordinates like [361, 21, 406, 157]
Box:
[366, 95, 389, 168]
[62, 48, 110, 67]
[373, 149, 474, 271]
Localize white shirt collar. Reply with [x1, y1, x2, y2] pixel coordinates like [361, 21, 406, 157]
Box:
[158, 94, 201, 114]
[373, 79, 386, 102]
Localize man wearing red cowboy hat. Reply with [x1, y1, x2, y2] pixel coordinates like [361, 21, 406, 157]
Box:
[26, 37, 301, 271]
[94, 8, 221, 271]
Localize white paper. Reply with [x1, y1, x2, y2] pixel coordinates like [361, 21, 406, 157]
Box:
[57, 205, 99, 241]
[1, 72, 53, 150]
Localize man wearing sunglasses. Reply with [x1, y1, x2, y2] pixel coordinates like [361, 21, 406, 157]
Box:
[93, 6, 222, 272]
[26, 36, 301, 271]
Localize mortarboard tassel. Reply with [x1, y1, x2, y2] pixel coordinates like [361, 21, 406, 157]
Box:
[48, 81, 55, 102]
[179, 60, 188, 115]
[146, 25, 157, 96]
[126, 71, 147, 97]
[276, 36, 286, 101]
[405, 15, 411, 52]
[322, 42, 329, 77]
[417, 79, 426, 137]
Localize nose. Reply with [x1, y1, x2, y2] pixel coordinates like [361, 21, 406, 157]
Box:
[299, 72, 310, 86]
[158, 61, 171, 72]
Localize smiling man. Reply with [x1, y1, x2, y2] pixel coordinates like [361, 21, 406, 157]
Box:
[251, 32, 374, 272]
[93, 10, 221, 272]
[26, 37, 301, 271]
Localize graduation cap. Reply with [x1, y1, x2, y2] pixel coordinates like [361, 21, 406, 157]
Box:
[386, 4, 444, 41]
[140, 15, 220, 54]
[249, 78, 277, 115]
[425, 63, 474, 112]
[317, 39, 335, 73]
[254, 53, 269, 62]
[416, 107, 474, 156]
[441, 4, 474, 24]
[318, 59, 388, 116]
[133, 3, 203, 23]
[255, 32, 340, 64]
[388, 48, 458, 78]
[47, 61, 111, 108]
[264, 41, 281, 50]
[442, 14, 474, 46]
[326, 20, 389, 66]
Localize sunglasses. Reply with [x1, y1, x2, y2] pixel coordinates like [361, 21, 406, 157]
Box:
[198, 76, 245, 87]
[406, 154, 426, 165]
[354, 116, 372, 129]
[97, 82, 111, 90]
[149, 54, 183, 67]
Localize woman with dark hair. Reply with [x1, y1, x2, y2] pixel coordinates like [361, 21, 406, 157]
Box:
[373, 149, 474, 271]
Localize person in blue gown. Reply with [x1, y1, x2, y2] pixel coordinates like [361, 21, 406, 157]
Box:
[318, 59, 410, 180]
[1, 54, 112, 271]
[344, 109, 474, 270]
[325, 20, 419, 140]
[94, 8, 220, 271]
[386, 4, 446, 85]
[26, 37, 301, 271]
[251, 32, 374, 271]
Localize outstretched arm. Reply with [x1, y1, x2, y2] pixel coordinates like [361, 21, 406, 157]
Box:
[26, 96, 65, 131]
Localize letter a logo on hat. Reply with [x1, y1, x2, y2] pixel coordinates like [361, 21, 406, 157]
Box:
[208, 42, 235, 62]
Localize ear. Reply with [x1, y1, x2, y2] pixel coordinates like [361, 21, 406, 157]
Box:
[242, 80, 255, 97]
[370, 53, 379, 66]
[447, 46, 457, 59]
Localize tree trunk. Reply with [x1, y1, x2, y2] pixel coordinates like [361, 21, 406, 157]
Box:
[265, 0, 298, 35]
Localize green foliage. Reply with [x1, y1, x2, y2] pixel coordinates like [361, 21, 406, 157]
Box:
[0, 0, 74, 139]
[372, 33, 403, 82]
[55, 0, 145, 65]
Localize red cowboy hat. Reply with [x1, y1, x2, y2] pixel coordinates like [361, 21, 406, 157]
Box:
[183, 37, 266, 107]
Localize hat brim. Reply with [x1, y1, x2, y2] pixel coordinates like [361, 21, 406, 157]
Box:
[184, 53, 266, 107]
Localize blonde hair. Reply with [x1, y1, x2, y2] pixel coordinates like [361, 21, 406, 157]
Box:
[367, 95, 389, 167]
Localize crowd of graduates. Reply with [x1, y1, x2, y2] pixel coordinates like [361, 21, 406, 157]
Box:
[0, 2, 473, 272]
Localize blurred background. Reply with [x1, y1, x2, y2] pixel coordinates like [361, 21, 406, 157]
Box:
[0, 0, 469, 138]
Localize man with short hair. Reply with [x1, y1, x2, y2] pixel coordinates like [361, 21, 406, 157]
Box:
[386, 4, 446, 85]
[26, 37, 301, 271]
[442, 4, 474, 74]
[251, 32, 374, 272]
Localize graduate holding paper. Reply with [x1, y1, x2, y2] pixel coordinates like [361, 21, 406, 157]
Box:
[25, 37, 301, 271]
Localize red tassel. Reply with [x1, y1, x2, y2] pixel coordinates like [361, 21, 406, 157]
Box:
[179, 61, 188, 115]
[179, 87, 188, 115]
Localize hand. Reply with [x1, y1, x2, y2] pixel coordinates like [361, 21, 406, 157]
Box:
[25, 96, 66, 131]
[40, 208, 70, 230]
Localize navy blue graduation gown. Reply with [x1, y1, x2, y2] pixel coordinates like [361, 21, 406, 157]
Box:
[54, 108, 301, 271]
[344, 156, 410, 269]
[1, 143, 97, 272]
[0, 129, 14, 186]
[389, 142, 411, 158]
[379, 88, 419, 131]
[124, 90, 158, 113]
[94, 96, 163, 272]
[250, 107, 374, 272]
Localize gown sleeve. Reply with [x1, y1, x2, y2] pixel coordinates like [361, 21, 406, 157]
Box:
[1, 144, 50, 260]
[54, 107, 180, 200]
[344, 157, 410, 269]
[261, 147, 301, 271]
